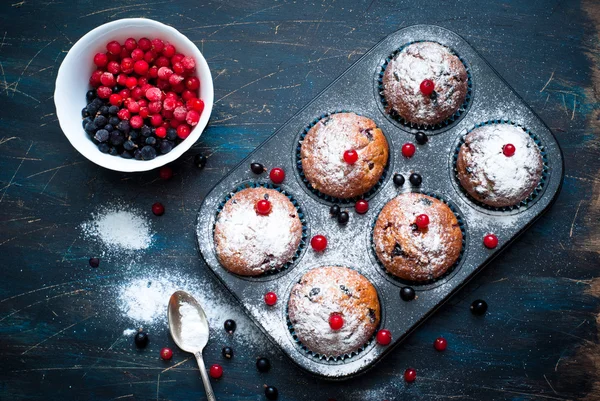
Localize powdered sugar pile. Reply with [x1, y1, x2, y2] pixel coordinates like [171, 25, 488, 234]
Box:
[80, 205, 154, 256]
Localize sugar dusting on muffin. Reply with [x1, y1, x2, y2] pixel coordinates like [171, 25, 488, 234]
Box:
[214, 188, 302, 276]
[457, 124, 543, 208]
[288, 266, 380, 357]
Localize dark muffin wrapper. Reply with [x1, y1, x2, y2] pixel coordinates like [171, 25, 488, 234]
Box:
[286, 266, 382, 362]
[296, 111, 390, 205]
[377, 40, 473, 131]
[213, 181, 308, 278]
[452, 119, 550, 213]
[369, 191, 467, 289]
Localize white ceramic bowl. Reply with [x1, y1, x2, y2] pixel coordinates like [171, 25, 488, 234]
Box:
[55, 18, 213, 172]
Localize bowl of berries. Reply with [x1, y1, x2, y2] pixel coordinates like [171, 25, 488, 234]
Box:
[55, 18, 213, 172]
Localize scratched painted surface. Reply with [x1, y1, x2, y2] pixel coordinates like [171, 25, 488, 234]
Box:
[0, 0, 598, 400]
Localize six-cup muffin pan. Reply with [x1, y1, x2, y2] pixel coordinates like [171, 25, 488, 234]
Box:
[195, 25, 564, 379]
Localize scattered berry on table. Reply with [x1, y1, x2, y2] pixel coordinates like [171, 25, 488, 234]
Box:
[393, 173, 405, 187]
[420, 78, 435, 96]
[415, 214, 430, 229]
[415, 132, 428, 145]
[343, 149, 358, 164]
[160, 347, 173, 360]
[251, 162, 265, 174]
[310, 235, 327, 252]
[269, 168, 285, 184]
[355, 199, 369, 214]
[194, 153, 207, 169]
[503, 143, 516, 157]
[152, 202, 165, 216]
[264, 292, 278, 306]
[222, 346, 233, 359]
[329, 313, 344, 330]
[256, 357, 271, 372]
[255, 199, 272, 216]
[409, 173, 422, 186]
[433, 337, 447, 352]
[400, 286, 416, 302]
[224, 319, 236, 334]
[209, 364, 223, 379]
[264, 386, 279, 400]
[376, 329, 392, 346]
[159, 166, 173, 180]
[134, 331, 149, 348]
[337, 211, 349, 225]
[329, 204, 340, 217]
[89, 257, 100, 268]
[404, 368, 417, 383]
[470, 299, 488, 316]
[402, 143, 416, 158]
[483, 233, 498, 249]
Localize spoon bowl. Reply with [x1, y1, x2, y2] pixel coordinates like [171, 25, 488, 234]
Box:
[168, 290, 216, 401]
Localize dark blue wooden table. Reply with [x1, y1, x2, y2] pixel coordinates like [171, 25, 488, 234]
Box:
[1, 1, 599, 400]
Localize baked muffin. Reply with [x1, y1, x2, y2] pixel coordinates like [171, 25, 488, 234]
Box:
[382, 42, 468, 126]
[456, 124, 544, 208]
[288, 266, 380, 357]
[300, 112, 389, 199]
[373, 193, 462, 282]
[214, 188, 302, 276]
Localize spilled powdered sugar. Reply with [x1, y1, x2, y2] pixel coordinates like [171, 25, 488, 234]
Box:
[80, 204, 154, 257]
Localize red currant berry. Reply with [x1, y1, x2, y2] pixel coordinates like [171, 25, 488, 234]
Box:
[160, 347, 173, 360]
[188, 98, 205, 113]
[100, 72, 115, 87]
[172, 61, 185, 75]
[255, 199, 272, 215]
[138, 37, 152, 51]
[182, 56, 196, 70]
[343, 149, 358, 164]
[145, 87, 163, 102]
[89, 70, 102, 87]
[269, 168, 285, 184]
[483, 233, 498, 249]
[310, 235, 327, 252]
[209, 364, 223, 379]
[124, 37, 137, 51]
[144, 50, 157, 64]
[117, 108, 131, 120]
[415, 214, 430, 229]
[152, 202, 165, 216]
[93, 52, 108, 67]
[150, 114, 163, 127]
[329, 313, 344, 330]
[109, 94, 122, 106]
[106, 40, 121, 55]
[155, 126, 167, 138]
[420, 79, 435, 96]
[163, 43, 176, 58]
[355, 199, 369, 214]
[96, 86, 112, 99]
[134, 60, 149, 76]
[125, 76, 138, 89]
[130, 115, 144, 129]
[159, 166, 172, 180]
[503, 143, 516, 157]
[185, 76, 200, 91]
[176, 124, 191, 139]
[402, 143, 416, 158]
[127, 101, 140, 114]
[433, 337, 447, 352]
[404, 368, 417, 383]
[131, 48, 144, 61]
[186, 110, 200, 126]
[376, 329, 392, 346]
[151, 38, 165, 53]
[120, 58, 134, 74]
[107, 61, 120, 75]
[264, 292, 277, 306]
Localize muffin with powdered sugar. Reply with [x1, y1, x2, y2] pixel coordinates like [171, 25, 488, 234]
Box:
[288, 266, 380, 357]
[373, 193, 463, 282]
[214, 188, 302, 276]
[456, 123, 544, 208]
[382, 41, 468, 126]
[300, 112, 389, 199]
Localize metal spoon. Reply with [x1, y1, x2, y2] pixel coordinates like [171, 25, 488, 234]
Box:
[168, 290, 216, 401]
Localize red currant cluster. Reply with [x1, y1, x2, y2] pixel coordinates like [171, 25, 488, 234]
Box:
[89, 37, 204, 140]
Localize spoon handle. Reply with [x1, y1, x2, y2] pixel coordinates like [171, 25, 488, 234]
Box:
[194, 351, 216, 401]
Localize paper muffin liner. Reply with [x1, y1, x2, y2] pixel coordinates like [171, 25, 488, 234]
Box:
[369, 191, 467, 288]
[285, 266, 381, 362]
[295, 111, 390, 205]
[451, 119, 550, 212]
[377, 41, 473, 131]
[213, 181, 308, 277]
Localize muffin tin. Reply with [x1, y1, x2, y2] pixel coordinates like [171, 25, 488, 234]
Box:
[195, 25, 564, 379]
